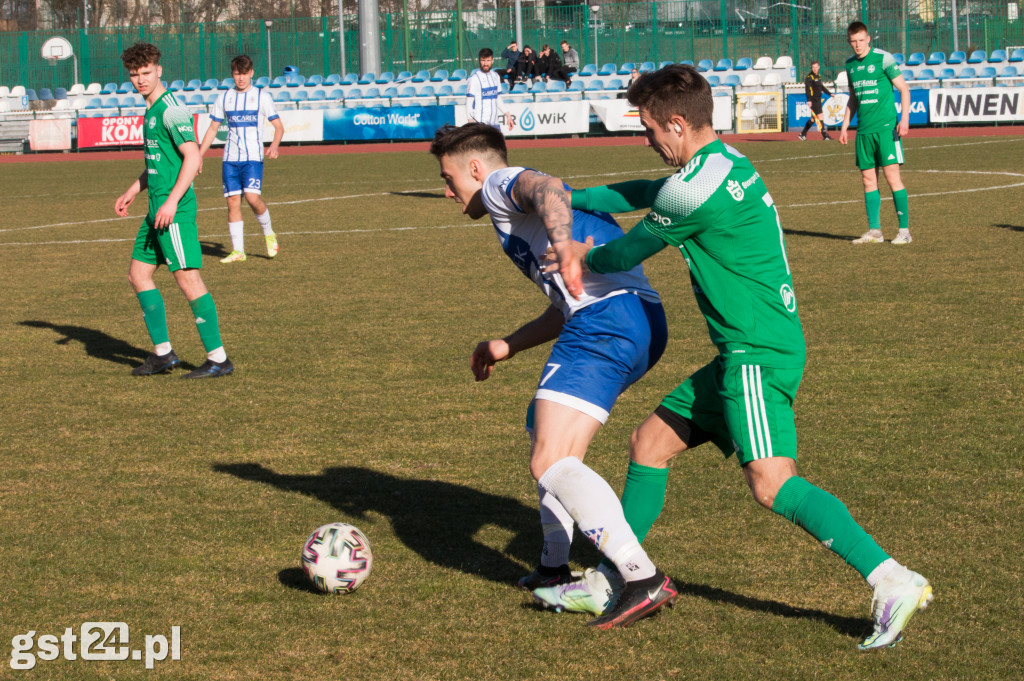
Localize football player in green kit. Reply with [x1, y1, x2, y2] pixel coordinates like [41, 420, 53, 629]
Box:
[839, 21, 913, 245]
[115, 42, 234, 378]
[536, 64, 932, 650]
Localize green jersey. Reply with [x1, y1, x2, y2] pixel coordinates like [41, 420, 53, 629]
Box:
[143, 90, 197, 218]
[845, 47, 903, 134]
[579, 139, 806, 369]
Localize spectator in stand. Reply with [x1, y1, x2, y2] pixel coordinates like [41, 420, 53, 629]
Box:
[517, 45, 538, 84]
[628, 68, 640, 86]
[500, 41, 522, 88]
[537, 45, 570, 84]
[560, 41, 579, 79]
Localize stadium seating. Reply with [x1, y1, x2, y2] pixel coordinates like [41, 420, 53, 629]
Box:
[579, 64, 597, 76]
[968, 50, 986, 63]
[116, 81, 132, 94]
[905, 52, 925, 66]
[753, 56, 773, 70]
[449, 69, 468, 81]
[640, 61, 655, 73]
[926, 51, 945, 65]
[181, 78, 200, 91]
[705, 74, 720, 87]
[201, 78, 219, 90]
[54, 87, 67, 100]
[38, 88, 53, 101]
[988, 49, 1007, 63]
[724, 74, 742, 88]
[696, 59, 713, 72]
[411, 70, 430, 82]
[324, 74, 342, 86]
[218, 78, 232, 90]
[598, 63, 617, 76]
[1010, 48, 1024, 62]
[254, 76, 270, 88]
[659, 60, 675, 69]
[376, 72, 395, 84]
[735, 57, 752, 71]
[892, 53, 905, 65]
[714, 58, 733, 71]
[617, 62, 635, 75]
[947, 50, 966, 65]
[357, 72, 376, 85]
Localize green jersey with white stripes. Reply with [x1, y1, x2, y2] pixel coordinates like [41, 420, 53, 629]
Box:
[144, 90, 197, 218]
[583, 139, 806, 369]
[845, 47, 902, 134]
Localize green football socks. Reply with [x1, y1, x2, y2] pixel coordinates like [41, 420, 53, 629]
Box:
[620, 461, 670, 543]
[137, 289, 169, 347]
[864, 190, 882, 230]
[772, 476, 889, 579]
[892, 188, 909, 230]
[188, 293, 223, 354]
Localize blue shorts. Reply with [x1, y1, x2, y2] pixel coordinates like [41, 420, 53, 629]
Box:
[222, 161, 264, 197]
[527, 293, 667, 428]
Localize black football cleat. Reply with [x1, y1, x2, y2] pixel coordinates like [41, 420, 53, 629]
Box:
[181, 358, 234, 379]
[587, 570, 678, 630]
[132, 351, 180, 376]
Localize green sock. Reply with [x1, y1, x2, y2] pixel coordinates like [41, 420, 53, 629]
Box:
[188, 293, 223, 353]
[864, 190, 881, 231]
[136, 289, 169, 346]
[599, 461, 669, 573]
[771, 477, 889, 579]
[892, 188, 909, 230]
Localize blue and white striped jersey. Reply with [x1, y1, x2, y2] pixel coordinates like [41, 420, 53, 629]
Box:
[466, 69, 501, 127]
[210, 87, 280, 163]
[482, 166, 660, 320]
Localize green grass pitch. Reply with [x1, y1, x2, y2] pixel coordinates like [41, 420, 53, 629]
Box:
[1, 134, 1022, 680]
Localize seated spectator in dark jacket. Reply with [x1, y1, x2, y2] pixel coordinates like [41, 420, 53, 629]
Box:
[500, 41, 521, 88]
[516, 45, 537, 83]
[540, 45, 571, 84]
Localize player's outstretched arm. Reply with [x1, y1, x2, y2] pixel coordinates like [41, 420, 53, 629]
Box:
[267, 118, 284, 159]
[154, 141, 200, 228]
[115, 172, 147, 217]
[571, 178, 669, 213]
[470, 305, 564, 381]
[512, 170, 583, 299]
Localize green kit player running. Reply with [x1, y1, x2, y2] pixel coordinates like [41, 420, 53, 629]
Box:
[839, 21, 913, 245]
[536, 64, 932, 649]
[115, 42, 234, 378]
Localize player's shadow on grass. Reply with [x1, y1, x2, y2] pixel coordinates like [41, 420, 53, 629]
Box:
[391, 191, 446, 199]
[783, 228, 856, 241]
[19, 320, 151, 368]
[992, 223, 1024, 232]
[213, 462, 543, 585]
[200, 240, 274, 260]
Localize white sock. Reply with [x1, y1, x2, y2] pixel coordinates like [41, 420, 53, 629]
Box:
[207, 346, 228, 363]
[155, 342, 173, 356]
[228, 221, 245, 253]
[866, 558, 901, 588]
[537, 481, 573, 568]
[537, 457, 656, 582]
[897, 227, 911, 236]
[256, 209, 273, 236]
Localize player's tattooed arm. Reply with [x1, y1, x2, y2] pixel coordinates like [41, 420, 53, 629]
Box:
[512, 170, 573, 245]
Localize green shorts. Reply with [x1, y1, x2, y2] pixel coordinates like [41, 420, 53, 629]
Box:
[131, 214, 203, 272]
[855, 129, 904, 171]
[660, 356, 803, 465]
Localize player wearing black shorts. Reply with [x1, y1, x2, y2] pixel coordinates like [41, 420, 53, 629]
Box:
[798, 61, 832, 141]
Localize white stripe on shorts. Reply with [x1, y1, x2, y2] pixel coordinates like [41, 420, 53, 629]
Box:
[535, 389, 610, 425]
[169, 222, 185, 268]
[742, 365, 773, 460]
[895, 139, 904, 164]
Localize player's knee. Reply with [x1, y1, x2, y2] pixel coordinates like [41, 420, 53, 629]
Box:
[629, 427, 676, 467]
[529, 445, 576, 482]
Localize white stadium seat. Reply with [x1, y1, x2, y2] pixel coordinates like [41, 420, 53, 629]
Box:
[753, 56, 774, 70]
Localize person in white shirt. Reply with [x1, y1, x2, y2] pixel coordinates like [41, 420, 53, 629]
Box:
[465, 48, 503, 130]
[198, 54, 285, 263]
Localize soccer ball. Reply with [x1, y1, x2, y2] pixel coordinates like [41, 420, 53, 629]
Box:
[301, 523, 373, 594]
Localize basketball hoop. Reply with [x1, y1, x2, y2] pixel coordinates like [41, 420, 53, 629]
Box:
[41, 36, 76, 83]
[46, 57, 58, 67]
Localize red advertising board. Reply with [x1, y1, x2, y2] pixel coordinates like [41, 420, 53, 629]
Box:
[77, 114, 200, 149]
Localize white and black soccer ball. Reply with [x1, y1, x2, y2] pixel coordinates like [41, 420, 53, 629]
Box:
[301, 523, 373, 594]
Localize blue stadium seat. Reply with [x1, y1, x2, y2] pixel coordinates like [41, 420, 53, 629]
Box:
[255, 76, 270, 88]
[382, 86, 398, 99]
[417, 85, 436, 97]
[905, 52, 925, 66]
[307, 74, 324, 86]
[182, 79, 200, 91]
[25, 88, 37, 101]
[326, 88, 344, 100]
[117, 81, 133, 93]
[219, 78, 233, 90]
[454, 83, 467, 95]
[892, 53, 905, 65]
[968, 50, 986, 63]
[84, 97, 103, 109]
[203, 92, 218, 104]
[1010, 48, 1024, 62]
[705, 75, 721, 87]
[696, 58, 714, 72]
[546, 81, 566, 93]
[713, 58, 733, 71]
[430, 69, 449, 82]
[292, 90, 309, 101]
[584, 79, 604, 91]
[103, 96, 120, 108]
[344, 88, 363, 99]
[579, 64, 598, 76]
[397, 86, 416, 98]
[947, 50, 966, 64]
[272, 90, 291, 102]
[988, 49, 1007, 63]
[723, 74, 741, 87]
[598, 63, 617, 76]
[54, 87, 68, 99]
[38, 88, 54, 100]
[567, 80, 585, 93]
[99, 82, 117, 94]
[200, 78, 218, 90]
[640, 61, 655, 72]
[979, 66, 997, 79]
[286, 74, 305, 87]
[901, 69, 914, 81]
[531, 81, 547, 93]
[308, 89, 326, 101]
[735, 57, 753, 70]
[917, 68, 935, 80]
[999, 65, 1019, 77]
[659, 60, 675, 69]
[376, 72, 395, 84]
[357, 72, 376, 84]
[617, 62, 636, 75]
[606, 78, 624, 90]
[926, 51, 945, 65]
[957, 67, 977, 78]
[269, 76, 287, 88]
[341, 73, 358, 84]
[938, 68, 956, 80]
[449, 69, 468, 81]
[511, 82, 529, 94]
[412, 70, 430, 82]
[437, 84, 454, 96]
[324, 74, 342, 85]
[394, 71, 412, 82]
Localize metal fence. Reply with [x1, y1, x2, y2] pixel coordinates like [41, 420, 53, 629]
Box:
[5, 1, 1024, 92]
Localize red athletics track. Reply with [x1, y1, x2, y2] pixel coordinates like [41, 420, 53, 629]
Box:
[2, 125, 1023, 163]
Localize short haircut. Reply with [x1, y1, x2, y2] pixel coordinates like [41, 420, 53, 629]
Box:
[560, 41, 568, 46]
[429, 123, 508, 164]
[121, 42, 161, 71]
[847, 20, 868, 36]
[478, 48, 493, 59]
[627, 64, 713, 132]
[810, 60, 820, 66]
[231, 54, 255, 74]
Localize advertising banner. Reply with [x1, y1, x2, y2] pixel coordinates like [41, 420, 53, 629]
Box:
[929, 87, 1024, 123]
[454, 100, 590, 136]
[77, 115, 144, 148]
[590, 98, 733, 132]
[787, 89, 929, 128]
[29, 118, 72, 151]
[194, 109, 323, 144]
[323, 106, 454, 140]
